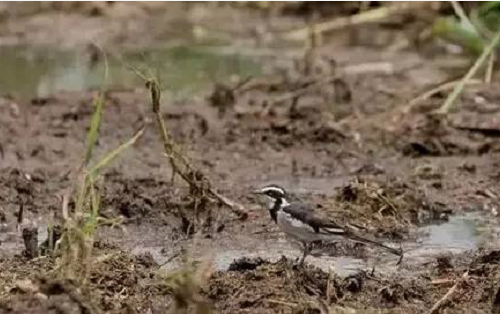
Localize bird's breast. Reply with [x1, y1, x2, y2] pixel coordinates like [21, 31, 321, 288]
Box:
[276, 210, 321, 243]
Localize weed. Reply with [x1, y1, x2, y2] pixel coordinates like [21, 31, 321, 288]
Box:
[433, 2, 500, 54]
[144, 76, 247, 225]
[437, 26, 500, 114]
[425, 2, 500, 114]
[55, 50, 145, 284]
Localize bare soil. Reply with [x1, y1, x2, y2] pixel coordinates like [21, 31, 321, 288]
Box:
[2, 2, 500, 314]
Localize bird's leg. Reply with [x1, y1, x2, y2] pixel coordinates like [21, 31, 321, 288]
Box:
[299, 242, 312, 265]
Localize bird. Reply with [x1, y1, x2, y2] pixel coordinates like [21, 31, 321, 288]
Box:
[252, 184, 403, 265]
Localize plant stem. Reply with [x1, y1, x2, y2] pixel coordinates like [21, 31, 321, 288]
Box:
[437, 27, 500, 114]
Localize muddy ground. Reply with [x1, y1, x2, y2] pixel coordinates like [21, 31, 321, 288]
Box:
[2, 2, 500, 314]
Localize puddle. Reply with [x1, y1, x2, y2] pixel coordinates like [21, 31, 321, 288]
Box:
[1, 212, 496, 277]
[419, 213, 484, 251]
[401, 212, 492, 265]
[0, 45, 261, 99]
[156, 212, 494, 276]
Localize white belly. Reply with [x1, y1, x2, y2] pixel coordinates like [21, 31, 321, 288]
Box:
[277, 210, 323, 243]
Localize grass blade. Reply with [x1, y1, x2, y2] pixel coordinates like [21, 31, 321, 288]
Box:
[88, 126, 145, 179]
[83, 50, 109, 166]
[437, 27, 500, 114]
[451, 1, 477, 35]
[284, 3, 419, 41]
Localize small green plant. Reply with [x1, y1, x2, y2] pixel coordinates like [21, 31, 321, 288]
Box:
[431, 2, 500, 114]
[55, 51, 145, 284]
[433, 1, 500, 54]
[437, 28, 500, 114]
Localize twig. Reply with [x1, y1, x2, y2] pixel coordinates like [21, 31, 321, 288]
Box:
[253, 228, 280, 235]
[429, 270, 469, 313]
[267, 299, 298, 307]
[159, 252, 181, 267]
[284, 3, 421, 41]
[432, 278, 455, 285]
[342, 62, 396, 76]
[303, 14, 320, 76]
[405, 79, 482, 111]
[485, 52, 495, 84]
[326, 265, 336, 304]
[209, 189, 248, 218]
[376, 192, 399, 218]
[147, 79, 248, 219]
[437, 28, 500, 114]
[451, 1, 476, 34]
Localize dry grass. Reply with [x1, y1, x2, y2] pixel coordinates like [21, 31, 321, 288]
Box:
[145, 77, 247, 224]
[157, 258, 214, 314]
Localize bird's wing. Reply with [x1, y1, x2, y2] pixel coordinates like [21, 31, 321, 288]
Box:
[282, 204, 403, 259]
[282, 203, 345, 234]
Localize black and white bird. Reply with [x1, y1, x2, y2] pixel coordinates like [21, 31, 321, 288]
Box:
[252, 184, 403, 264]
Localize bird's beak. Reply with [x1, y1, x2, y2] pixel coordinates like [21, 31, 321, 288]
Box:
[251, 190, 263, 195]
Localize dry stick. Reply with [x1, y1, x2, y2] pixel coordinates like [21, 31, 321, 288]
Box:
[343, 62, 396, 76]
[429, 271, 469, 314]
[149, 79, 182, 183]
[405, 79, 483, 111]
[284, 2, 421, 41]
[326, 265, 336, 304]
[432, 279, 455, 285]
[267, 299, 298, 307]
[438, 28, 500, 114]
[451, 1, 476, 33]
[147, 80, 248, 218]
[485, 52, 495, 84]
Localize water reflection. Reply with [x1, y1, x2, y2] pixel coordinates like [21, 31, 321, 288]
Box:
[0, 45, 261, 99]
[419, 213, 484, 250]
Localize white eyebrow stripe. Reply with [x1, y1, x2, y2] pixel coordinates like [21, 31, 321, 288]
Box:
[261, 186, 285, 195]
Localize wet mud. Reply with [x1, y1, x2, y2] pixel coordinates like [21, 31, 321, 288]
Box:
[2, 2, 500, 313]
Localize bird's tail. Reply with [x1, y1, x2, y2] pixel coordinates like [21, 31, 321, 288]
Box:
[344, 231, 403, 257]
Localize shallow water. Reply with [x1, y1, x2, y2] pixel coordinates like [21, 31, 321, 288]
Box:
[0, 211, 495, 277]
[0, 45, 261, 99]
[173, 212, 494, 274]
[419, 212, 484, 251]
[111, 212, 494, 276]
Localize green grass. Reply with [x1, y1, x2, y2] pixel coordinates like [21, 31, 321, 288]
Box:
[427, 2, 500, 114]
[438, 21, 500, 114]
[432, 2, 500, 54]
[55, 50, 145, 284]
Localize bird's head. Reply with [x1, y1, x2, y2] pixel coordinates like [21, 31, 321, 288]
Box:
[252, 184, 288, 209]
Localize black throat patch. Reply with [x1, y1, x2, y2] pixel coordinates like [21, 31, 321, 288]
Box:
[269, 198, 283, 223]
